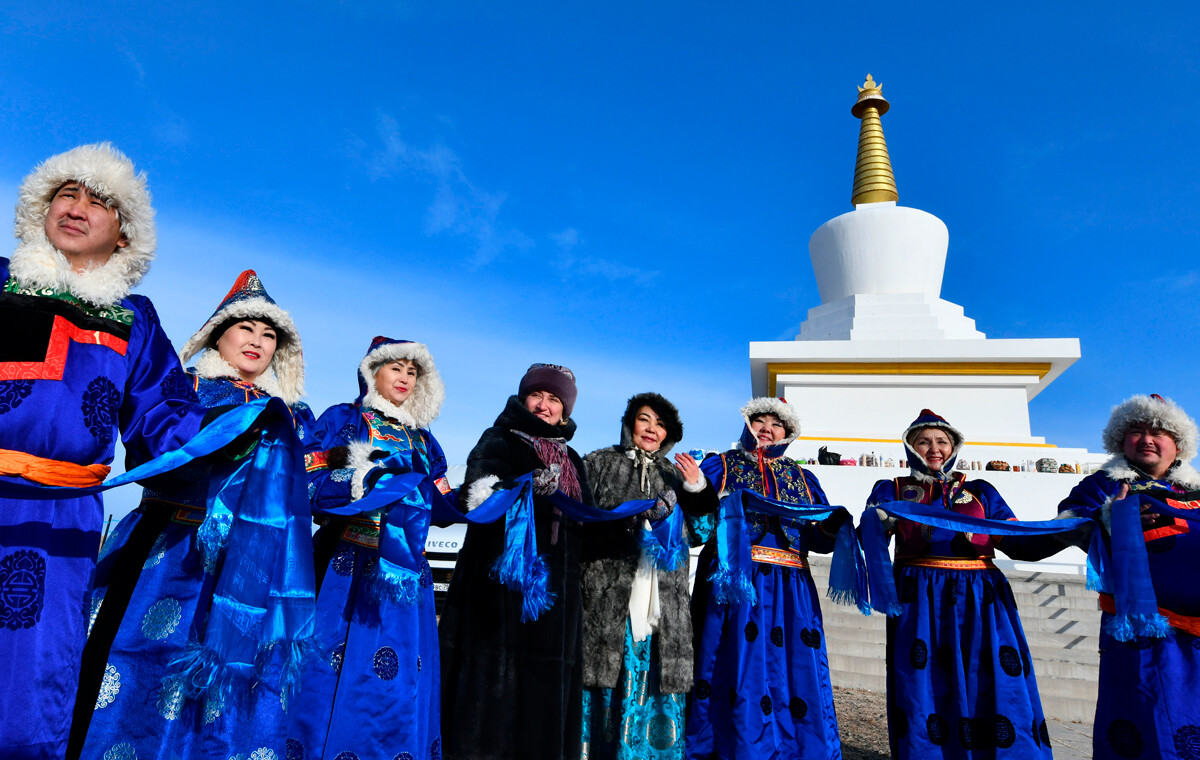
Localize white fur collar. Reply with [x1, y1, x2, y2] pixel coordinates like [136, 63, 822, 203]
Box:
[191, 348, 286, 400]
[362, 388, 421, 429]
[1102, 455, 1200, 490]
[8, 237, 146, 307]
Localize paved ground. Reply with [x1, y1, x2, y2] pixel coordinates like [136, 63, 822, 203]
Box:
[835, 687, 1093, 759]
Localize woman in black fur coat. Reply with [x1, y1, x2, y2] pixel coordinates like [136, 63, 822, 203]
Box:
[439, 363, 595, 760]
[579, 393, 716, 760]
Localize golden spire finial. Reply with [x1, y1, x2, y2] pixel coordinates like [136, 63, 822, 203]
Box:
[850, 73, 898, 205]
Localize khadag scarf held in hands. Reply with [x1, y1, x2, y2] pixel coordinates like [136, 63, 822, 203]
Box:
[0, 397, 320, 702]
[855, 500, 1187, 636]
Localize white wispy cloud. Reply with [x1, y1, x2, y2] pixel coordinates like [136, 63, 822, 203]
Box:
[354, 113, 533, 265]
[548, 227, 659, 286]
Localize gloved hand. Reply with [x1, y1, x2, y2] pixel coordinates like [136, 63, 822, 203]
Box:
[820, 508, 850, 535]
[641, 489, 678, 521]
[875, 507, 899, 533]
[532, 464, 562, 496]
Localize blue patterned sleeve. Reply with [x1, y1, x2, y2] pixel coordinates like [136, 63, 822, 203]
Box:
[1057, 471, 1117, 520]
[305, 404, 359, 511]
[117, 296, 205, 468]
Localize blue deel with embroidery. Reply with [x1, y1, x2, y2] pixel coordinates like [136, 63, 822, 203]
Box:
[862, 500, 1097, 617]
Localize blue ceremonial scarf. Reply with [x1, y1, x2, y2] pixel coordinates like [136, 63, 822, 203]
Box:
[861, 500, 1097, 619]
[709, 489, 866, 610]
[0, 398, 319, 702]
[1098, 490, 1200, 641]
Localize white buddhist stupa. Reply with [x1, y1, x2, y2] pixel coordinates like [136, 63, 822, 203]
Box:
[754, 75, 1104, 573]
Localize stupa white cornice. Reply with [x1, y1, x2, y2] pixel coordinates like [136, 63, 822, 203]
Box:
[752, 75, 1079, 446]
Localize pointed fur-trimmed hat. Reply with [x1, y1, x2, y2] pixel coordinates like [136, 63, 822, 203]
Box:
[902, 408, 964, 476]
[358, 336, 444, 429]
[10, 143, 156, 307]
[1102, 394, 1198, 462]
[738, 397, 802, 456]
[179, 270, 304, 404]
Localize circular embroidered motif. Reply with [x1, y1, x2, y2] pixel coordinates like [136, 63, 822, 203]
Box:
[999, 646, 1023, 677]
[759, 694, 773, 715]
[286, 739, 305, 760]
[1175, 725, 1200, 759]
[800, 628, 822, 649]
[141, 598, 182, 640]
[744, 621, 758, 642]
[392, 753, 415, 760]
[0, 380, 33, 415]
[927, 714, 949, 745]
[694, 679, 712, 699]
[95, 664, 121, 709]
[81, 376, 121, 445]
[1107, 718, 1144, 758]
[103, 743, 137, 760]
[157, 676, 184, 720]
[909, 639, 928, 669]
[332, 550, 355, 577]
[789, 697, 808, 720]
[373, 646, 399, 680]
[901, 485, 924, 502]
[144, 532, 168, 569]
[0, 549, 46, 629]
[333, 752, 360, 760]
[251, 750, 278, 760]
[770, 626, 784, 647]
[647, 714, 678, 750]
[330, 643, 346, 673]
[994, 715, 1016, 749]
[160, 366, 199, 413]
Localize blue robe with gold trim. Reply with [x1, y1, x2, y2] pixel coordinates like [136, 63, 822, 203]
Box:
[686, 448, 840, 760]
[290, 403, 447, 760]
[79, 373, 316, 760]
[0, 258, 207, 759]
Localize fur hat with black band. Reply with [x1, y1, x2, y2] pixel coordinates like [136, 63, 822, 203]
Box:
[179, 269, 304, 404]
[10, 142, 156, 308]
[1102, 394, 1199, 462]
[738, 396, 801, 456]
[621, 392, 684, 455]
[357, 336, 444, 429]
[518, 363, 577, 419]
[902, 408, 965, 479]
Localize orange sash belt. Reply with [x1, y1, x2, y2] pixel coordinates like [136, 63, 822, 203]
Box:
[900, 557, 996, 571]
[1099, 593, 1200, 638]
[750, 545, 809, 569]
[0, 448, 110, 487]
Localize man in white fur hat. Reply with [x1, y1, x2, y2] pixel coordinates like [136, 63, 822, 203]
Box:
[1058, 394, 1200, 760]
[0, 144, 210, 757]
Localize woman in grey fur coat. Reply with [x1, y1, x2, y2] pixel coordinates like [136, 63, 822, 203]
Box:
[579, 393, 716, 760]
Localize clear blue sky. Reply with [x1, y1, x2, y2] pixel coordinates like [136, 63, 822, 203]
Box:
[3, 2, 1198, 467]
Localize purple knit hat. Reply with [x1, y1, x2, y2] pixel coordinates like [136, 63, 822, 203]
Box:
[518, 363, 578, 418]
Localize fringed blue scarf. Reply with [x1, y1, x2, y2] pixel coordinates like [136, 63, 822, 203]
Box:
[172, 400, 318, 703]
[1097, 490, 1200, 641]
[708, 489, 866, 611]
[861, 500, 1097, 619]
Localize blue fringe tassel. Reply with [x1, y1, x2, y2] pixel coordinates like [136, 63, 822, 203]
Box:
[637, 528, 686, 572]
[491, 551, 557, 622]
[368, 567, 421, 606]
[1086, 562, 1107, 593]
[1105, 612, 1173, 642]
[169, 640, 253, 705]
[277, 636, 322, 701]
[826, 586, 865, 611]
[710, 566, 757, 606]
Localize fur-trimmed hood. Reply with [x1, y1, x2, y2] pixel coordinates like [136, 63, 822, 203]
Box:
[1102, 394, 1198, 462]
[179, 270, 304, 404]
[620, 392, 683, 457]
[902, 408, 965, 482]
[737, 397, 800, 459]
[1101, 454, 1200, 491]
[357, 336, 444, 429]
[9, 143, 156, 307]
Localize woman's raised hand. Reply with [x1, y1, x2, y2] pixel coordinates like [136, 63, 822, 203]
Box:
[674, 452, 702, 485]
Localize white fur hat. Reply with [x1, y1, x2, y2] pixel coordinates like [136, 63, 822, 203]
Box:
[358, 337, 444, 429]
[9, 143, 155, 307]
[1102, 394, 1198, 462]
[180, 270, 304, 404]
[740, 396, 802, 447]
